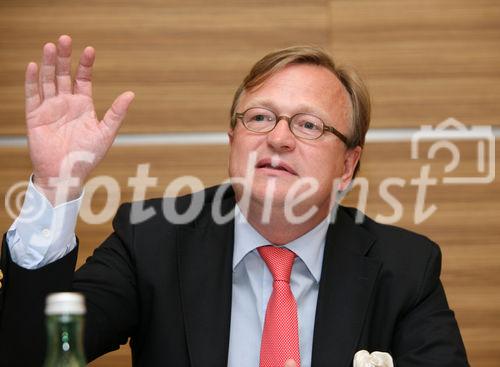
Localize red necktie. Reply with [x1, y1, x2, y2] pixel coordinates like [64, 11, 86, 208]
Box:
[258, 246, 301, 367]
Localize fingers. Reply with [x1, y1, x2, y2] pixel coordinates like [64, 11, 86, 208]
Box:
[56, 35, 72, 94]
[40, 43, 57, 99]
[28, 35, 96, 103]
[26, 35, 72, 113]
[101, 91, 135, 136]
[25, 62, 41, 114]
[284, 359, 298, 367]
[74, 46, 95, 97]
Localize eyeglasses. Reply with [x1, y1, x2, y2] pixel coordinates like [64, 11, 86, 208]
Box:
[234, 107, 351, 146]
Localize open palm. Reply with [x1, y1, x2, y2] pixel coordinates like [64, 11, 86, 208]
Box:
[25, 35, 134, 202]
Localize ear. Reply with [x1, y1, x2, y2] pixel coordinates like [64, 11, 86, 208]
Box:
[227, 129, 234, 145]
[338, 146, 362, 191]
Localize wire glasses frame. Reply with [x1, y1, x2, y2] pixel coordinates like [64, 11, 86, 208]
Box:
[234, 107, 351, 146]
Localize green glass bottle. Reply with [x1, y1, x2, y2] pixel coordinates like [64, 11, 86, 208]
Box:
[43, 293, 87, 367]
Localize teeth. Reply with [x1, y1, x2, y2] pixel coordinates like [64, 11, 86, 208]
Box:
[258, 163, 285, 171]
[256, 160, 292, 173]
[268, 164, 285, 171]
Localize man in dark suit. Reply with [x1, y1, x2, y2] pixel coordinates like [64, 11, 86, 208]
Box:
[0, 35, 468, 366]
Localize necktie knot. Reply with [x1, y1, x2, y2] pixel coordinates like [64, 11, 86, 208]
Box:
[258, 246, 296, 283]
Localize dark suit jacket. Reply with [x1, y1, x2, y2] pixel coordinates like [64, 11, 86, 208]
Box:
[0, 185, 468, 366]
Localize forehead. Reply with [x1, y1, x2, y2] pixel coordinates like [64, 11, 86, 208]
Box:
[238, 64, 352, 124]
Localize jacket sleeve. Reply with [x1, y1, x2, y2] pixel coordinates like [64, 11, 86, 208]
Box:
[0, 234, 77, 367]
[391, 242, 469, 366]
[73, 203, 139, 362]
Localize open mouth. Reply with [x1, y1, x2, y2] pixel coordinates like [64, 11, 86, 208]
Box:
[256, 159, 298, 176]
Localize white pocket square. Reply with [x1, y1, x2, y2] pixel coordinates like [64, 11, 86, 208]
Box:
[353, 350, 394, 367]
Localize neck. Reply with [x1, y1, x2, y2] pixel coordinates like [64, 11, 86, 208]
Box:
[239, 199, 331, 245]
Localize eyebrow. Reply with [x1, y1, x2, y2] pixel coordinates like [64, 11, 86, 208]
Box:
[244, 99, 329, 119]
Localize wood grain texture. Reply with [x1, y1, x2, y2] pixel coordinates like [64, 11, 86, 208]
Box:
[329, 0, 500, 128]
[1, 141, 498, 366]
[0, 0, 330, 135]
[3, 0, 498, 133]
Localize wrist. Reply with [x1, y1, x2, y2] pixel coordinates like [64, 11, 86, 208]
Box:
[33, 175, 83, 206]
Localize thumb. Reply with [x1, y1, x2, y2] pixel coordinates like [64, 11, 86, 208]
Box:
[101, 91, 135, 136]
[284, 359, 297, 367]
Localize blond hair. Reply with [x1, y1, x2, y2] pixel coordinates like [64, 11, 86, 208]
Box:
[229, 45, 370, 177]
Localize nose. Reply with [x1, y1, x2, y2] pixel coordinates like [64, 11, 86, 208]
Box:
[266, 117, 296, 152]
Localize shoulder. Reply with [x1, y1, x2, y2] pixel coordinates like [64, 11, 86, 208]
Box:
[341, 205, 440, 254]
[337, 206, 444, 315]
[112, 183, 235, 233]
[339, 205, 442, 281]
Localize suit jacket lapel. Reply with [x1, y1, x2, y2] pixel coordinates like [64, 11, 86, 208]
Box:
[311, 208, 382, 367]
[177, 195, 235, 367]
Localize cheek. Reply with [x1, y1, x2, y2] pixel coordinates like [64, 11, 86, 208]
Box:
[228, 145, 242, 177]
[306, 147, 344, 183]
[228, 134, 257, 176]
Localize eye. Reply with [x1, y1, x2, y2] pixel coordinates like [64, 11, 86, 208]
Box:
[291, 114, 324, 138]
[246, 109, 275, 123]
[244, 108, 276, 124]
[253, 114, 269, 122]
[295, 117, 321, 131]
[303, 121, 319, 130]
[242, 108, 276, 132]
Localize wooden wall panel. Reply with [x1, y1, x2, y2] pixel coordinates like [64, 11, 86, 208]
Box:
[1, 141, 498, 366]
[329, 0, 500, 128]
[0, 0, 330, 135]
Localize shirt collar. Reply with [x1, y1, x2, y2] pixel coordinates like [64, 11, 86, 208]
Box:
[233, 205, 329, 283]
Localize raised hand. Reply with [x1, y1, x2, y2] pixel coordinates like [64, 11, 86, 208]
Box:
[25, 35, 134, 205]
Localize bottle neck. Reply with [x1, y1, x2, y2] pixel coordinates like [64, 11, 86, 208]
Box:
[45, 314, 86, 364]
